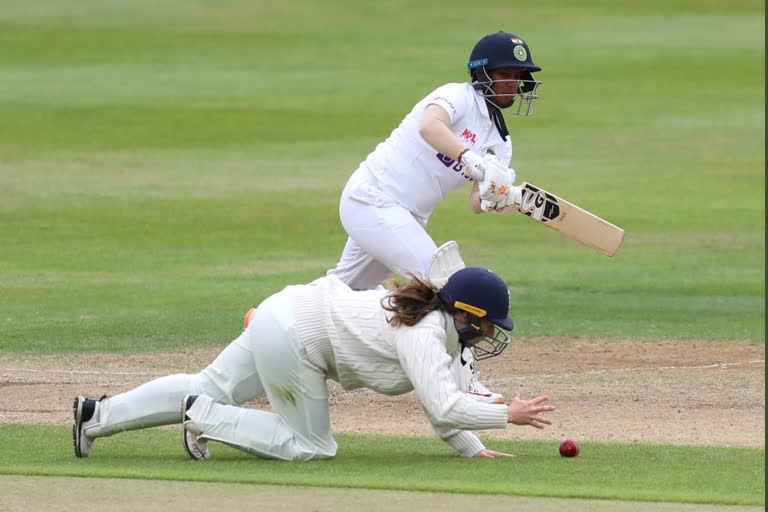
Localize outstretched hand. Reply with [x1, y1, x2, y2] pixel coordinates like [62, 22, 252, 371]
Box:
[507, 391, 555, 428]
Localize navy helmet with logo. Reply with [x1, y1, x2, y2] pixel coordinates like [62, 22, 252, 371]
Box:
[438, 267, 514, 360]
[467, 32, 542, 115]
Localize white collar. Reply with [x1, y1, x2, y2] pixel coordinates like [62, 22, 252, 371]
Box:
[469, 83, 491, 119]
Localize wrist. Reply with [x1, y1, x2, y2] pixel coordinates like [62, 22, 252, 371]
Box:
[459, 150, 485, 181]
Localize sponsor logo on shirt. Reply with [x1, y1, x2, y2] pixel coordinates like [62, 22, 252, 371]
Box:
[461, 128, 477, 145]
[436, 153, 473, 180]
[432, 96, 456, 116]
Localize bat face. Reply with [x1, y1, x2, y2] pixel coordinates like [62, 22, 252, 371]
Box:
[516, 181, 625, 257]
[519, 183, 560, 222]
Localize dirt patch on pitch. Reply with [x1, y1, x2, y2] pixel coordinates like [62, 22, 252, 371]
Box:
[0, 338, 764, 447]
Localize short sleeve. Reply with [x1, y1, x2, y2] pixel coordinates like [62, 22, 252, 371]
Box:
[424, 83, 471, 125]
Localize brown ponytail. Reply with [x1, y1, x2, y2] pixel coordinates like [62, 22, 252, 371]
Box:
[381, 273, 449, 327]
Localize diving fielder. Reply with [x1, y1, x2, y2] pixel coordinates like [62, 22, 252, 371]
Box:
[73, 260, 555, 461]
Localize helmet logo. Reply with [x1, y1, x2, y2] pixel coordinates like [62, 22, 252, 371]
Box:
[513, 45, 528, 62]
[454, 301, 487, 318]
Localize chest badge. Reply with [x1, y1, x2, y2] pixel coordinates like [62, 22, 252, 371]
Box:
[461, 128, 477, 145]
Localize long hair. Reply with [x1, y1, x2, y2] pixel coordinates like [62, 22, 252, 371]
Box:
[381, 273, 449, 327]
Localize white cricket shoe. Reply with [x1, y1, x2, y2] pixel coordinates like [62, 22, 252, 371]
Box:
[181, 395, 210, 461]
[466, 373, 505, 404]
[72, 395, 106, 458]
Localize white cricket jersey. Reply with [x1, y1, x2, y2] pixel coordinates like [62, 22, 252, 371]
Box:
[363, 82, 513, 219]
[289, 275, 509, 456]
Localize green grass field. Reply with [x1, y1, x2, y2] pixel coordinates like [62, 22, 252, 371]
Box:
[0, 426, 763, 505]
[0, 0, 764, 507]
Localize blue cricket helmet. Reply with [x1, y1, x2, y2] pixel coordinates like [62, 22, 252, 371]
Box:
[467, 32, 543, 114]
[468, 31, 541, 77]
[438, 267, 514, 331]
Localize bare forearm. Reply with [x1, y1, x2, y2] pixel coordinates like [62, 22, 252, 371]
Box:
[419, 104, 466, 160]
[419, 104, 483, 213]
[469, 181, 484, 213]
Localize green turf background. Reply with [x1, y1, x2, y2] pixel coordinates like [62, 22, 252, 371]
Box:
[0, 0, 764, 506]
[0, 426, 763, 506]
[1, 0, 764, 352]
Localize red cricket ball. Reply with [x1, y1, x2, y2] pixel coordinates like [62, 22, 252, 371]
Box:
[559, 438, 580, 457]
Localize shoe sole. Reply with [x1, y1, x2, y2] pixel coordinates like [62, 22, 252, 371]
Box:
[72, 396, 85, 458]
[180, 394, 199, 460]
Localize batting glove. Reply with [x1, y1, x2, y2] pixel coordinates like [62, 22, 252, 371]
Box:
[459, 150, 486, 181]
[490, 185, 523, 214]
[478, 156, 513, 210]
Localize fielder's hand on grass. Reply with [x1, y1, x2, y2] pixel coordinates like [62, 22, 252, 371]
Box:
[507, 391, 555, 428]
[474, 449, 516, 458]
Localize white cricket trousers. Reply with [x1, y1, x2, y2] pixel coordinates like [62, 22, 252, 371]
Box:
[87, 291, 337, 460]
[327, 165, 438, 290]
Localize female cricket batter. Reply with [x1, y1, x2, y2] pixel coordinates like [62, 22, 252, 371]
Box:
[326, 31, 543, 403]
[73, 266, 555, 461]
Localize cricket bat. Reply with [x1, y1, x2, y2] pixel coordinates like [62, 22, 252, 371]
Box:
[517, 182, 624, 256]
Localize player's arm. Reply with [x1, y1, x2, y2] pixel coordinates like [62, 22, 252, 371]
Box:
[469, 181, 484, 214]
[395, 327, 509, 432]
[418, 104, 494, 182]
[420, 104, 516, 213]
[420, 104, 496, 214]
[418, 104, 466, 161]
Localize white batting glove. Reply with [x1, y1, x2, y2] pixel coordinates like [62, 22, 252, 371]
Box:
[490, 185, 523, 214]
[484, 153, 515, 182]
[459, 150, 486, 181]
[478, 155, 512, 210]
